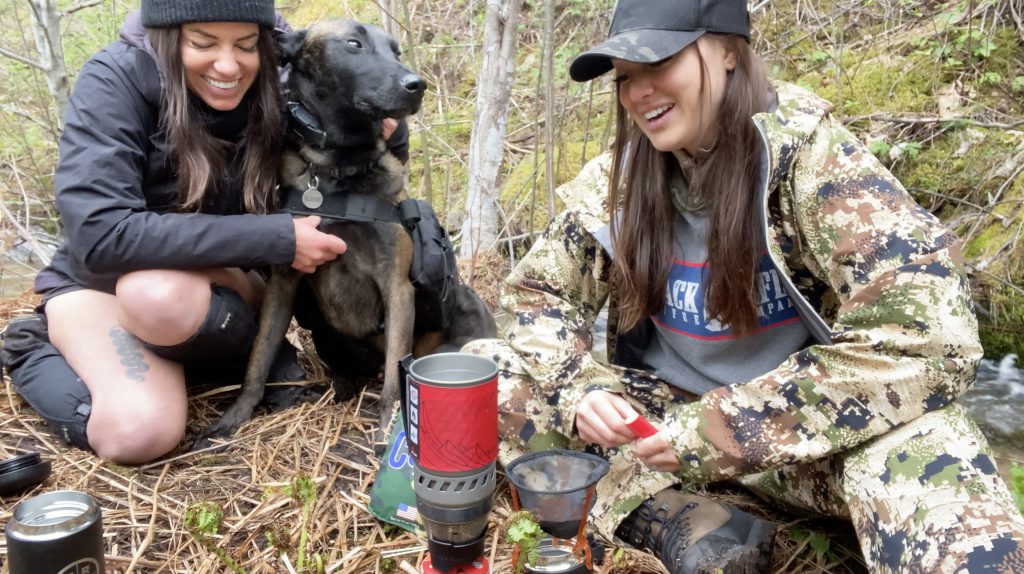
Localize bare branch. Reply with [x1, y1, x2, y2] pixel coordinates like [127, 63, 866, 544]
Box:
[63, 0, 101, 16]
[907, 188, 1006, 221]
[0, 46, 44, 70]
[843, 113, 1024, 130]
[0, 198, 52, 267]
[0, 103, 53, 132]
[969, 264, 1024, 297]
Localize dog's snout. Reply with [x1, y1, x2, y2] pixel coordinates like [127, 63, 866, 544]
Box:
[402, 74, 426, 94]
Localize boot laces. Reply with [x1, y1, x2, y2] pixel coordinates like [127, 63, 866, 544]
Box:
[629, 497, 698, 562]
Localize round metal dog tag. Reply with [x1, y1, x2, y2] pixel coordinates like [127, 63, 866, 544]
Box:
[302, 188, 324, 209]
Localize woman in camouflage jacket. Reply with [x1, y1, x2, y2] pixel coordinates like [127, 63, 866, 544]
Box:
[466, 0, 1024, 572]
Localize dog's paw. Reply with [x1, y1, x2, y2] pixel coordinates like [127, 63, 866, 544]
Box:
[372, 436, 389, 458]
[329, 378, 363, 403]
[191, 422, 237, 453]
[190, 435, 219, 453]
[261, 383, 328, 413]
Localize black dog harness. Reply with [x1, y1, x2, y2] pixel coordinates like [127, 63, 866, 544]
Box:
[279, 101, 459, 333]
[279, 172, 422, 232]
[281, 101, 421, 231]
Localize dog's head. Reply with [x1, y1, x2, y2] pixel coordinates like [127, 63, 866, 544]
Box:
[279, 20, 425, 124]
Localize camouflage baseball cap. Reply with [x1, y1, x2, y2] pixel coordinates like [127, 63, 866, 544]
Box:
[569, 0, 750, 82]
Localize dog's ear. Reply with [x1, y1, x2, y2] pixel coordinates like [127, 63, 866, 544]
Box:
[275, 29, 308, 66]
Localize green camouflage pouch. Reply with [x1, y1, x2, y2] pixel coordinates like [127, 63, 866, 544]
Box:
[369, 412, 424, 534]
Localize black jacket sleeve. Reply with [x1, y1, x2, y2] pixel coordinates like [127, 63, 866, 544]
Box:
[55, 48, 296, 275]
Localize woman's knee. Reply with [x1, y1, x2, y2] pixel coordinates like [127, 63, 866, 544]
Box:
[87, 401, 187, 464]
[464, 339, 569, 451]
[116, 270, 211, 345]
[841, 405, 1024, 572]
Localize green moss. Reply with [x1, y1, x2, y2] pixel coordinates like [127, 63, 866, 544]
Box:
[965, 224, 1004, 260]
[283, 0, 379, 26]
[978, 291, 1024, 358]
[498, 136, 609, 232]
[794, 53, 940, 116]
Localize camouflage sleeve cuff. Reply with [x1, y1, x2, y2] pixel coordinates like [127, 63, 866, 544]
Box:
[662, 401, 717, 482]
[553, 359, 626, 438]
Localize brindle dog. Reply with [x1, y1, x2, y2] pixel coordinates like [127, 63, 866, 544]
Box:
[196, 20, 496, 449]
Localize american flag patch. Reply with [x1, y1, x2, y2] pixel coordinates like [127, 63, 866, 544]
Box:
[396, 503, 420, 523]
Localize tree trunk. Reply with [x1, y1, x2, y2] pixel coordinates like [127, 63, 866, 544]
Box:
[459, 0, 524, 258]
[400, 0, 432, 205]
[380, 0, 400, 38]
[27, 0, 68, 130]
[542, 0, 556, 218]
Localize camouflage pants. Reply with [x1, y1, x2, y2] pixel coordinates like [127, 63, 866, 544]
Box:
[464, 338, 1024, 573]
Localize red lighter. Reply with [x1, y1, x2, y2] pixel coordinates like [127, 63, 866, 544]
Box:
[624, 412, 658, 439]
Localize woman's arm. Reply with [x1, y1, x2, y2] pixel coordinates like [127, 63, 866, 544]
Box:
[500, 155, 623, 438]
[55, 50, 296, 275]
[662, 116, 982, 483]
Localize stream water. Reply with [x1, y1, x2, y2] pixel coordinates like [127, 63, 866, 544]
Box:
[960, 355, 1024, 468]
[0, 230, 52, 298]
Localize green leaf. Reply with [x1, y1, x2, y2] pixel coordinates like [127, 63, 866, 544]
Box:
[905, 141, 922, 159]
[185, 502, 224, 536]
[868, 140, 891, 159]
[811, 51, 831, 63]
[1010, 465, 1024, 513]
[505, 512, 544, 574]
[935, 11, 959, 27]
[980, 72, 1002, 86]
[286, 474, 318, 504]
[809, 532, 831, 561]
[507, 518, 542, 543]
[1011, 76, 1024, 93]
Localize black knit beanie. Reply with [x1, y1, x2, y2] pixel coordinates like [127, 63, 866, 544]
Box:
[141, 0, 275, 28]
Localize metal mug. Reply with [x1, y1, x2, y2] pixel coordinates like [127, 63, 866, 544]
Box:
[5, 490, 105, 574]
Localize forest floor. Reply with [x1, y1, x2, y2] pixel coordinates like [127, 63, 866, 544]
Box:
[1, 285, 867, 574]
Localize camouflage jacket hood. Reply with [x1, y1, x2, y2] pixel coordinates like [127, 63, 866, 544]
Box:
[500, 82, 982, 483]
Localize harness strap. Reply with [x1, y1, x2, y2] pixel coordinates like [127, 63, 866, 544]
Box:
[280, 185, 421, 231]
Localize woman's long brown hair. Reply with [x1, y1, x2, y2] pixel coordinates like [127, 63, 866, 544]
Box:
[149, 27, 283, 214]
[609, 34, 775, 336]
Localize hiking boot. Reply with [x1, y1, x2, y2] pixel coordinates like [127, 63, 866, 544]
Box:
[614, 488, 776, 574]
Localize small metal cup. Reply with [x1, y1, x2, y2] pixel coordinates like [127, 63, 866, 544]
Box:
[5, 490, 105, 574]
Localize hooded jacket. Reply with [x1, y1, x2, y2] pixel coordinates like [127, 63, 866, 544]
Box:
[500, 82, 982, 484]
[35, 12, 410, 297]
[35, 11, 296, 296]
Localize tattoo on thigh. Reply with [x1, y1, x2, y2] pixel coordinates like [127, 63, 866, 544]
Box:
[110, 327, 150, 382]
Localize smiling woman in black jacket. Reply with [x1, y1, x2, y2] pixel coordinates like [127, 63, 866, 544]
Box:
[0, 0, 397, 464]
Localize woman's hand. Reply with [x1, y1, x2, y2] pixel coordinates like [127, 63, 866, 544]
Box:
[635, 432, 682, 473]
[292, 215, 347, 273]
[576, 390, 638, 448]
[576, 390, 683, 472]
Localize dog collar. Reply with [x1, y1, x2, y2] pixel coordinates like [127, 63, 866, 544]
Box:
[287, 101, 382, 156]
[287, 101, 328, 149]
